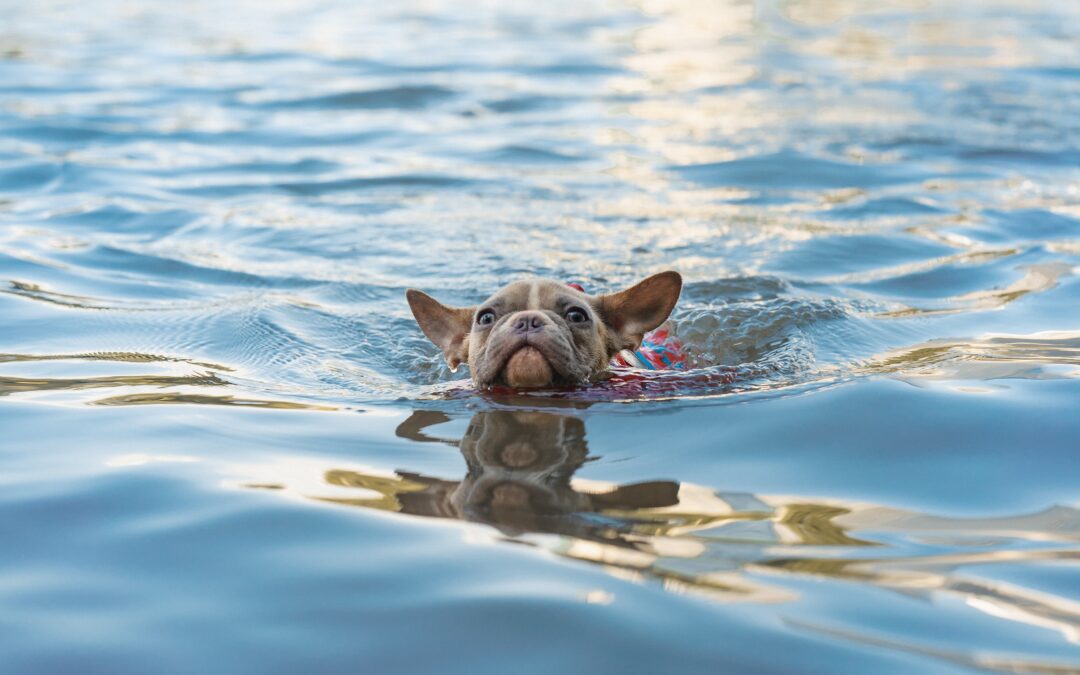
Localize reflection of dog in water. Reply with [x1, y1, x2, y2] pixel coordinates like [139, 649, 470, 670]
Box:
[384, 410, 679, 538]
[258, 410, 1080, 616]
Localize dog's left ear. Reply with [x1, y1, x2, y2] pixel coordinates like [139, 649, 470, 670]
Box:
[599, 271, 682, 350]
[406, 289, 474, 370]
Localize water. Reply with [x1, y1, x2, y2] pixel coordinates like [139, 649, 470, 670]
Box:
[1, 0, 1078, 671]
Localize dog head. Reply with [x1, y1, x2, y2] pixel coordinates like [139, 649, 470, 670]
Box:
[406, 271, 682, 388]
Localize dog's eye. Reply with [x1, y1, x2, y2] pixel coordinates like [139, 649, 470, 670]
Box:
[565, 308, 588, 324]
[476, 309, 496, 326]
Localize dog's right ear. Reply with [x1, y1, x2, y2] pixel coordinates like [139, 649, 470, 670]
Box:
[406, 289, 474, 370]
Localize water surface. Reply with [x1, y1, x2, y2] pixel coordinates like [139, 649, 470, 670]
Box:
[1, 0, 1079, 672]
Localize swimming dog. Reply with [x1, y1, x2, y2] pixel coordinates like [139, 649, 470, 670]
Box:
[406, 271, 683, 388]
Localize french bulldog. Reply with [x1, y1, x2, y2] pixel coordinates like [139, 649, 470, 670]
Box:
[406, 271, 682, 388]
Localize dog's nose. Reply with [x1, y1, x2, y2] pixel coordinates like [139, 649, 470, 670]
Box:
[512, 311, 545, 334]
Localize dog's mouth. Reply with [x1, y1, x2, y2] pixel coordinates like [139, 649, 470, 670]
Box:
[475, 331, 590, 389]
[500, 345, 556, 389]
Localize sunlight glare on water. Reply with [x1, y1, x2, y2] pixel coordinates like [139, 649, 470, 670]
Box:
[1, 0, 1079, 672]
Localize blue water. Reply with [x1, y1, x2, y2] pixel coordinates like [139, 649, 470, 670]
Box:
[2, 0, 1079, 672]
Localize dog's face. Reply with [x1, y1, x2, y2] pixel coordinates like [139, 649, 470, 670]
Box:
[406, 272, 682, 388]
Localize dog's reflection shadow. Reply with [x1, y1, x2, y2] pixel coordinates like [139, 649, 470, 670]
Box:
[334, 410, 679, 540]
[260, 410, 1080, 625]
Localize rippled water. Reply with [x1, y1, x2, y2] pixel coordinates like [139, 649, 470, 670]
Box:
[2, 0, 1079, 671]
